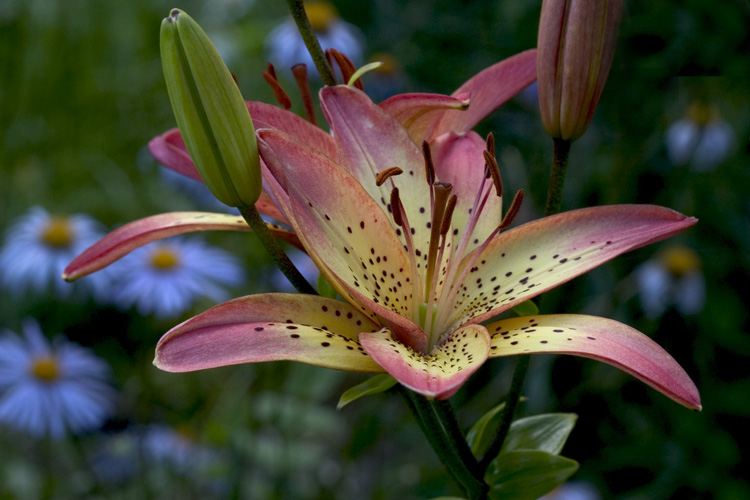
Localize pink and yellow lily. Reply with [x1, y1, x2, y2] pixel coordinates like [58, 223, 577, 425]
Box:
[65, 52, 699, 408]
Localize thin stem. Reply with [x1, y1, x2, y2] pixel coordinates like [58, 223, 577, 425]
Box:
[399, 388, 488, 500]
[478, 354, 530, 473]
[544, 138, 572, 217]
[238, 204, 316, 295]
[285, 0, 337, 86]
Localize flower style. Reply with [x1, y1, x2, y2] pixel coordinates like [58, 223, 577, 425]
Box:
[152, 84, 699, 408]
[109, 237, 245, 319]
[0, 320, 115, 438]
[0, 206, 111, 300]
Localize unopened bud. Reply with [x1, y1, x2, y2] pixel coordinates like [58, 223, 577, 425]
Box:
[160, 9, 260, 207]
[537, 0, 623, 141]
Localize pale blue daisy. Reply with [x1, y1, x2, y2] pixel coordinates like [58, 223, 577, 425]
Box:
[266, 0, 365, 74]
[0, 206, 112, 300]
[666, 103, 735, 171]
[0, 319, 115, 438]
[635, 245, 705, 319]
[110, 237, 244, 319]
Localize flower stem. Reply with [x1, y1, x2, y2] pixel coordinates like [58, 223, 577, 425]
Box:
[285, 0, 337, 86]
[238, 204, 316, 295]
[399, 388, 488, 500]
[544, 138, 572, 217]
[479, 138, 572, 473]
[478, 354, 530, 473]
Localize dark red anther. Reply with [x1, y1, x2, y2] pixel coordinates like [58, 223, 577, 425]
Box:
[498, 189, 524, 230]
[262, 63, 292, 110]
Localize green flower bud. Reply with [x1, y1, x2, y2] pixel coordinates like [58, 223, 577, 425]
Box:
[160, 9, 260, 207]
[537, 0, 623, 141]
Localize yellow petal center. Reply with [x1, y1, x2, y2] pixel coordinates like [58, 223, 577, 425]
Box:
[305, 1, 338, 32]
[662, 246, 700, 277]
[40, 217, 74, 248]
[31, 356, 60, 382]
[150, 246, 181, 270]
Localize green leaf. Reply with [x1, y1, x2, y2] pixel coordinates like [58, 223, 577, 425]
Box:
[336, 374, 398, 409]
[485, 450, 579, 500]
[466, 402, 506, 458]
[428, 497, 467, 500]
[511, 300, 538, 316]
[501, 413, 578, 456]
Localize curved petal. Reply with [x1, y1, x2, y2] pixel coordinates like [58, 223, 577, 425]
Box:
[430, 130, 503, 256]
[63, 212, 300, 281]
[248, 101, 338, 160]
[428, 49, 538, 140]
[446, 205, 697, 329]
[149, 129, 203, 182]
[485, 314, 701, 410]
[258, 128, 427, 352]
[155, 293, 384, 373]
[379, 93, 470, 143]
[360, 324, 490, 399]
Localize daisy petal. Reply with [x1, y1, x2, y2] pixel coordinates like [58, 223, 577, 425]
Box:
[360, 324, 490, 399]
[154, 294, 384, 373]
[428, 49, 537, 140]
[449, 205, 697, 328]
[258, 128, 427, 352]
[379, 93, 470, 143]
[485, 314, 701, 410]
[63, 212, 299, 281]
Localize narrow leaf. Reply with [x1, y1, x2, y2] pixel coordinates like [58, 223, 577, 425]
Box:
[501, 413, 577, 456]
[466, 402, 506, 458]
[511, 300, 539, 317]
[337, 374, 398, 410]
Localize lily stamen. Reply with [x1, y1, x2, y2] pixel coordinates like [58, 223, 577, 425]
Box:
[390, 187, 422, 322]
[262, 63, 293, 110]
[376, 166, 404, 186]
[291, 64, 318, 126]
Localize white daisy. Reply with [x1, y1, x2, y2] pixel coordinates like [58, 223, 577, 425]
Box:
[266, 0, 365, 74]
[636, 245, 706, 319]
[0, 319, 115, 439]
[110, 237, 244, 319]
[665, 102, 735, 171]
[0, 206, 112, 300]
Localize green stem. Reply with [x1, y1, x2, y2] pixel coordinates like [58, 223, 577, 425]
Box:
[478, 354, 530, 473]
[399, 388, 488, 500]
[544, 138, 572, 217]
[479, 138, 572, 474]
[285, 0, 337, 86]
[238, 204, 316, 295]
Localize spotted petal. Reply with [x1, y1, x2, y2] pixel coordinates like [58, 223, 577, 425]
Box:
[258, 128, 427, 352]
[485, 314, 701, 410]
[62, 212, 299, 281]
[445, 205, 697, 329]
[359, 324, 490, 399]
[155, 293, 384, 373]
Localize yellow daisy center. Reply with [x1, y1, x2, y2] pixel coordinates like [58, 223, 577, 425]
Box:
[370, 52, 399, 75]
[150, 246, 181, 270]
[31, 355, 60, 382]
[687, 102, 715, 126]
[40, 217, 74, 248]
[305, 1, 338, 32]
[662, 246, 700, 277]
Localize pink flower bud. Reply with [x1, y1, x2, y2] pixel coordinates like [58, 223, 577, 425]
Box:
[537, 0, 623, 140]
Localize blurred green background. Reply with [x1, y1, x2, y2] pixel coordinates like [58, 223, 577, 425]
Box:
[1, 0, 749, 498]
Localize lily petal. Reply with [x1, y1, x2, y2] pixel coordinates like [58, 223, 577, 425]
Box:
[258, 128, 428, 352]
[485, 314, 701, 410]
[430, 130, 503, 256]
[428, 49, 537, 140]
[149, 129, 203, 182]
[447, 205, 697, 329]
[320, 86, 436, 281]
[379, 93, 470, 143]
[155, 293, 384, 373]
[62, 212, 299, 281]
[360, 324, 490, 399]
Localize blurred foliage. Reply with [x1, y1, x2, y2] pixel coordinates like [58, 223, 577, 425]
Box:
[1, 0, 749, 499]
